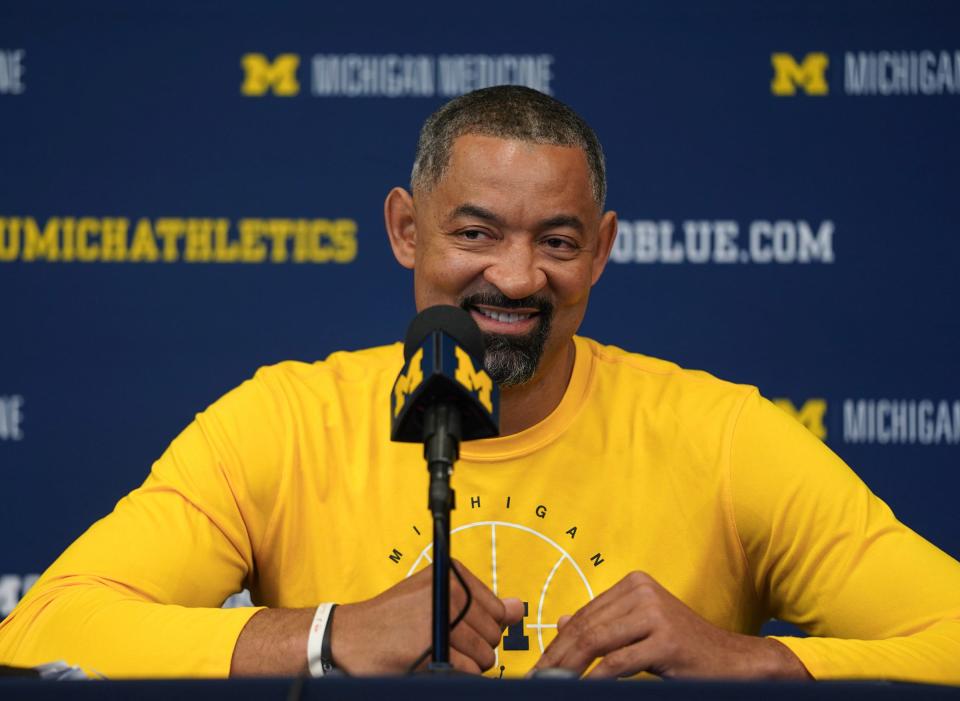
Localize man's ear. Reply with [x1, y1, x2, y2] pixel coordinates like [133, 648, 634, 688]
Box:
[384, 187, 417, 270]
[590, 210, 618, 286]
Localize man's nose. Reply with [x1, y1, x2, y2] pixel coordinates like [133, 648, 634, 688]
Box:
[482, 239, 547, 300]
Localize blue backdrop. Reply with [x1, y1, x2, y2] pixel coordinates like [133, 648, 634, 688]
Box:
[1, 0, 959, 625]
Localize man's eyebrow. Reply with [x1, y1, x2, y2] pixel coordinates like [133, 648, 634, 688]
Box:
[538, 214, 584, 233]
[448, 204, 584, 233]
[448, 203, 505, 227]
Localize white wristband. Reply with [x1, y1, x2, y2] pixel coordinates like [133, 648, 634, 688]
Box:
[307, 602, 336, 678]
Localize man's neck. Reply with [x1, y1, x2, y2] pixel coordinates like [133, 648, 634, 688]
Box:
[496, 338, 577, 436]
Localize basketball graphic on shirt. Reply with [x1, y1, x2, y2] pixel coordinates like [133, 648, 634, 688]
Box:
[406, 520, 595, 677]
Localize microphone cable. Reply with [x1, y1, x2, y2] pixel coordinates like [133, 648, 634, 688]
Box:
[406, 553, 473, 673]
[287, 546, 474, 701]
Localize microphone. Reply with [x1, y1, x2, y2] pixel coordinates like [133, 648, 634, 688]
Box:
[391, 305, 499, 444]
[390, 305, 499, 670]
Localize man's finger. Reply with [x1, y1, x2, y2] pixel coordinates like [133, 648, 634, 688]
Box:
[452, 561, 506, 621]
[535, 572, 646, 664]
[449, 647, 483, 675]
[550, 614, 651, 675]
[448, 578, 507, 648]
[450, 561, 517, 647]
[586, 640, 656, 679]
[450, 618, 498, 671]
[534, 586, 645, 672]
[500, 597, 524, 627]
[460, 599, 507, 649]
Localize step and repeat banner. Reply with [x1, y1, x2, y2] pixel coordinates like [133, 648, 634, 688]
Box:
[1, 1, 959, 623]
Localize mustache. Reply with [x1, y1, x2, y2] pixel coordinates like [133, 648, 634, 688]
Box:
[459, 291, 554, 316]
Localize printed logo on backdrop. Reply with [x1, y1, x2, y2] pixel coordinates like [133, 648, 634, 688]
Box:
[0, 217, 357, 264]
[0, 49, 25, 95]
[772, 51, 960, 96]
[0, 575, 40, 619]
[0, 395, 24, 441]
[774, 398, 827, 440]
[774, 397, 960, 446]
[771, 53, 829, 96]
[241, 53, 301, 96]
[611, 220, 834, 265]
[240, 53, 555, 98]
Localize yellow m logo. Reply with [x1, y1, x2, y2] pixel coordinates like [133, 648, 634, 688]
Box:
[770, 53, 829, 96]
[241, 53, 300, 97]
[455, 346, 493, 414]
[393, 348, 424, 418]
[773, 398, 827, 440]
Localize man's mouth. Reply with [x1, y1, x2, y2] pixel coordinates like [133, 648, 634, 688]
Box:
[474, 307, 536, 324]
[468, 304, 540, 333]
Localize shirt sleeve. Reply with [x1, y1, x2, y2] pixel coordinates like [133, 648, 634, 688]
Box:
[0, 368, 293, 678]
[729, 389, 960, 683]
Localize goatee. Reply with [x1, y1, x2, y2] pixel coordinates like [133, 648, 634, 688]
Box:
[459, 292, 554, 387]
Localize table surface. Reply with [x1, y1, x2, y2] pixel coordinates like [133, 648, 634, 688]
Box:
[1, 676, 959, 700]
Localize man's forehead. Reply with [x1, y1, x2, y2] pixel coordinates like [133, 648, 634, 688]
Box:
[432, 135, 596, 209]
[446, 133, 589, 169]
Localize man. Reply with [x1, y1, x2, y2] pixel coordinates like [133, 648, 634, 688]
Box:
[1, 86, 959, 681]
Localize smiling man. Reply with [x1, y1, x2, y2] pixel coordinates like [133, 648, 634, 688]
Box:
[2, 86, 960, 683]
[385, 125, 617, 434]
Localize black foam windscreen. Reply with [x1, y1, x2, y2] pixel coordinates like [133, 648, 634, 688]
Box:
[403, 305, 485, 363]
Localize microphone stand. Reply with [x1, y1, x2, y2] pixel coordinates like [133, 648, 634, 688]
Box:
[423, 402, 461, 672]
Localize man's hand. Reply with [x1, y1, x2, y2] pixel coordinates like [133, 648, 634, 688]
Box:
[331, 561, 524, 675]
[532, 571, 811, 680]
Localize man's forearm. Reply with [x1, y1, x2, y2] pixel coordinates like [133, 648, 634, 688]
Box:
[230, 608, 314, 676]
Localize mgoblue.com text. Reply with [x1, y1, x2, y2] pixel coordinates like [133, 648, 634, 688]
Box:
[612, 220, 834, 264]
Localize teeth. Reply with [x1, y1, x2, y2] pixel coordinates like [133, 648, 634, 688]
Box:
[478, 309, 532, 323]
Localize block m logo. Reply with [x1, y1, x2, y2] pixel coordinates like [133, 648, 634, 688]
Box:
[454, 346, 493, 414]
[773, 398, 828, 440]
[241, 53, 300, 96]
[392, 348, 424, 419]
[770, 53, 829, 96]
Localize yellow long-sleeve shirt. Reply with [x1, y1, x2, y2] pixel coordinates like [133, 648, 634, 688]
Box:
[1, 337, 959, 680]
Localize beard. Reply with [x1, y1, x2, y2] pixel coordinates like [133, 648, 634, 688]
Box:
[459, 291, 554, 388]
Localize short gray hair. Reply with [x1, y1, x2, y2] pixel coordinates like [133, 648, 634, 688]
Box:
[411, 85, 607, 208]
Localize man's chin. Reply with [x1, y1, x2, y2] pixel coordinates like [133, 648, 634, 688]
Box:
[480, 328, 548, 388]
[457, 295, 554, 386]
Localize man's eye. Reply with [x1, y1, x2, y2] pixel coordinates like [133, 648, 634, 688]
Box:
[544, 237, 575, 249]
[460, 229, 487, 240]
